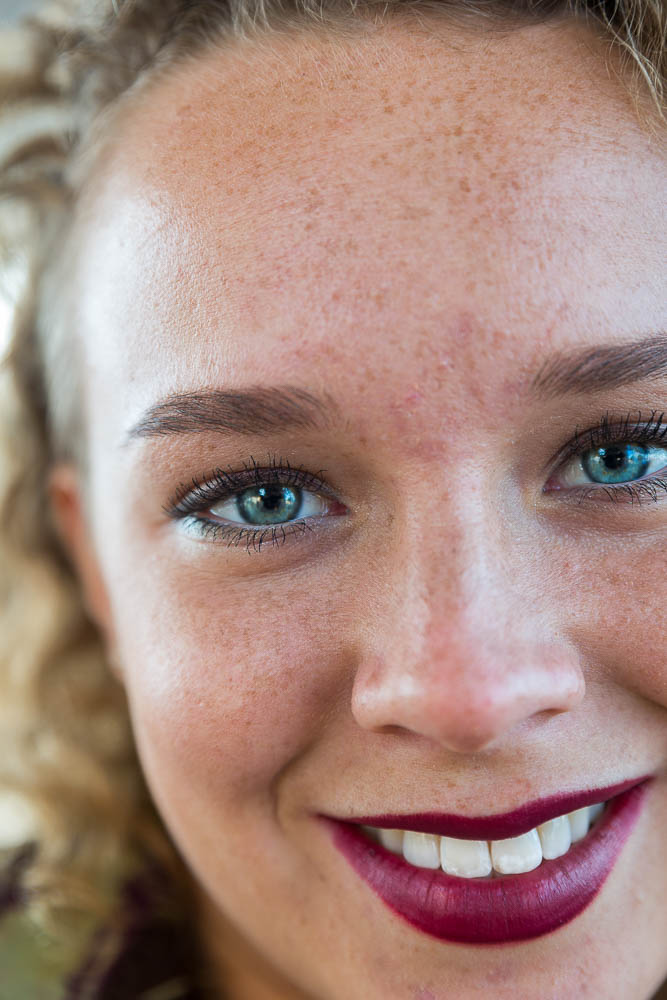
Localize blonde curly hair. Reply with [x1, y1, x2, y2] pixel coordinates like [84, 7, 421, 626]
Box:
[0, 0, 665, 957]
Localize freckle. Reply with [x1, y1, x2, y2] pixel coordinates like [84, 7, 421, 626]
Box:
[459, 177, 471, 193]
[453, 124, 463, 136]
[384, 104, 395, 114]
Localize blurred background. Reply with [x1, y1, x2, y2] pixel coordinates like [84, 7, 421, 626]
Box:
[0, 0, 46, 354]
[0, 1, 43, 24]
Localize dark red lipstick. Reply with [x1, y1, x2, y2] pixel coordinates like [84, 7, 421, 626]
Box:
[340, 775, 646, 841]
[323, 776, 652, 945]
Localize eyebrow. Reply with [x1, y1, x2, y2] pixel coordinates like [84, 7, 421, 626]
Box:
[126, 336, 667, 443]
[125, 385, 333, 443]
[531, 335, 667, 399]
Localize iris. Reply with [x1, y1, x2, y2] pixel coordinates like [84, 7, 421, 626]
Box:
[583, 444, 650, 485]
[236, 485, 302, 525]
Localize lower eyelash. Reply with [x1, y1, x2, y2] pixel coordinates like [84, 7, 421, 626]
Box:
[574, 477, 667, 507]
[558, 410, 667, 506]
[183, 517, 315, 552]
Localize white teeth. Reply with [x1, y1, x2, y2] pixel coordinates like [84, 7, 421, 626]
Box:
[490, 828, 543, 875]
[378, 828, 404, 854]
[537, 814, 572, 860]
[365, 799, 607, 878]
[589, 802, 605, 824]
[441, 837, 492, 878]
[568, 806, 591, 842]
[402, 831, 441, 869]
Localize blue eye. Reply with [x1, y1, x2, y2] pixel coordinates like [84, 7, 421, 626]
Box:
[582, 444, 650, 485]
[234, 485, 302, 524]
[165, 460, 344, 550]
[209, 483, 328, 526]
[556, 441, 667, 489]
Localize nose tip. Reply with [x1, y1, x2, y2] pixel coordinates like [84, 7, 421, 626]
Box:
[350, 648, 586, 754]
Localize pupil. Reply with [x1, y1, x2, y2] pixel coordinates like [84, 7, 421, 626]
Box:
[237, 485, 302, 525]
[602, 447, 625, 471]
[583, 444, 650, 485]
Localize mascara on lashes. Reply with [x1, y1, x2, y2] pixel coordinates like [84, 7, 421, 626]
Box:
[164, 411, 667, 545]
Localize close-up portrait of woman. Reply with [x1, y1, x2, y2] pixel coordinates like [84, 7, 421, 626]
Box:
[0, 0, 665, 996]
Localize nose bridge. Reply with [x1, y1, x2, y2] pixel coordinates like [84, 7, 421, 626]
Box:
[351, 501, 585, 753]
[424, 516, 543, 656]
[401, 496, 533, 654]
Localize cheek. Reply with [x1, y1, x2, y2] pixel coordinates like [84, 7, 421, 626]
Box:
[107, 559, 351, 813]
[555, 535, 667, 708]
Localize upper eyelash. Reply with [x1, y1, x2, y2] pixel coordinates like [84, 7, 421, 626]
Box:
[552, 409, 667, 506]
[165, 410, 667, 530]
[555, 409, 667, 466]
[164, 453, 330, 519]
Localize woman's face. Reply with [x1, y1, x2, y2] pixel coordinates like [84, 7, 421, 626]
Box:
[55, 17, 667, 1000]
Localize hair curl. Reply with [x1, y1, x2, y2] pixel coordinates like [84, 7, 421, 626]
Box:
[0, 0, 665, 966]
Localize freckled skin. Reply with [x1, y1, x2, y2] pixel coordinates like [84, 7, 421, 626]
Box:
[53, 16, 667, 1000]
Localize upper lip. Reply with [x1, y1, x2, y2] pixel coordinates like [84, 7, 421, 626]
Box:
[331, 774, 652, 841]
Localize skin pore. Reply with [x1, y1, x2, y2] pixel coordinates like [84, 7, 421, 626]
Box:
[50, 14, 667, 1000]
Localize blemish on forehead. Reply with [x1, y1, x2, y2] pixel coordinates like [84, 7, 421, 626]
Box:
[451, 311, 476, 343]
[392, 389, 425, 413]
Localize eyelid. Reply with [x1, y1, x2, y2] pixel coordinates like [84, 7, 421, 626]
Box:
[164, 459, 337, 519]
[547, 447, 667, 491]
[543, 411, 667, 480]
[543, 412, 667, 504]
[165, 463, 348, 553]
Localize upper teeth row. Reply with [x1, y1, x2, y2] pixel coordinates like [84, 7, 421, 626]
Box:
[366, 802, 606, 878]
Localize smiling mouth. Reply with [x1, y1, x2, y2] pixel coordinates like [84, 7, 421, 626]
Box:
[361, 798, 605, 878]
[322, 775, 653, 945]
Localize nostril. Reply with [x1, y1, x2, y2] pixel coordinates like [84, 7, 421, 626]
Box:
[351, 644, 585, 753]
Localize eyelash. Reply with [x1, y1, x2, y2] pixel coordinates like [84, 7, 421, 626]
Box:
[548, 409, 667, 506]
[165, 411, 667, 551]
[164, 455, 334, 552]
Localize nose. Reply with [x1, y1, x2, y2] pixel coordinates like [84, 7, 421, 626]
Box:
[350, 546, 585, 755]
[352, 641, 585, 754]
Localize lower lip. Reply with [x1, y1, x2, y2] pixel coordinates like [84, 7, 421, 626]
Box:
[325, 781, 651, 945]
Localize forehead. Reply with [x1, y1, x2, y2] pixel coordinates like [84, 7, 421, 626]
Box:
[72, 18, 665, 431]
